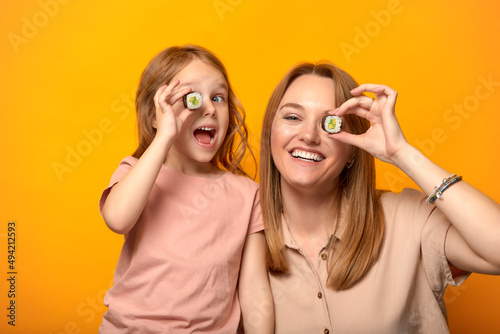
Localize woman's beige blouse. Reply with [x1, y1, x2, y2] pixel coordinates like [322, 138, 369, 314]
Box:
[269, 188, 469, 334]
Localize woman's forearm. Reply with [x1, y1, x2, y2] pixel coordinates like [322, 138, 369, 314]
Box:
[393, 144, 500, 271]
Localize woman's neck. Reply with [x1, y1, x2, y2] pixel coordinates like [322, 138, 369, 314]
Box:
[281, 181, 339, 240]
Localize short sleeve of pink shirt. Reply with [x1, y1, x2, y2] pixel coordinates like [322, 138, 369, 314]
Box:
[99, 156, 263, 333]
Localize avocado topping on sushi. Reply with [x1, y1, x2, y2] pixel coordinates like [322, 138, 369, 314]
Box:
[183, 92, 203, 110]
[322, 115, 342, 134]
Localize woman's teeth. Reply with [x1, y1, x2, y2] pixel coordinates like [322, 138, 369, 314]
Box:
[291, 150, 324, 162]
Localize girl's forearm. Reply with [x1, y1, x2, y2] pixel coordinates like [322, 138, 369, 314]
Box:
[102, 136, 172, 234]
[238, 232, 275, 333]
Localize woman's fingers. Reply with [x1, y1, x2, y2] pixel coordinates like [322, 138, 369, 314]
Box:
[334, 95, 374, 116]
[351, 83, 396, 97]
[335, 84, 398, 120]
[329, 130, 365, 150]
[352, 84, 398, 111]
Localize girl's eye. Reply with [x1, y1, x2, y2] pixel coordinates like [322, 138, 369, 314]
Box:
[212, 96, 224, 103]
[284, 115, 299, 121]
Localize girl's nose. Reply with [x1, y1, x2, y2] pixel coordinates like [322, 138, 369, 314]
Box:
[202, 99, 216, 118]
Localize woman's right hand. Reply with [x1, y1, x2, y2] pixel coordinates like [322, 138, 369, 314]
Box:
[333, 84, 410, 166]
[153, 79, 193, 141]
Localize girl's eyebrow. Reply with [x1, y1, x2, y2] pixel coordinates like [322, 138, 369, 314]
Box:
[214, 82, 228, 90]
[178, 81, 228, 91]
[279, 102, 303, 111]
[178, 82, 195, 89]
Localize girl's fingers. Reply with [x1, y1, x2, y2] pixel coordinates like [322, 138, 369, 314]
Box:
[177, 107, 198, 124]
[158, 85, 176, 108]
[158, 79, 180, 95]
[154, 85, 169, 109]
[155, 82, 193, 110]
[151, 104, 174, 129]
[168, 86, 192, 106]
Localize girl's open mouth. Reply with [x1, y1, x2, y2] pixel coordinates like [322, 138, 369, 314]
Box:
[194, 126, 216, 145]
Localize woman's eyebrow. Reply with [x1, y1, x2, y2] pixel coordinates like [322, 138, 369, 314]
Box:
[279, 102, 303, 111]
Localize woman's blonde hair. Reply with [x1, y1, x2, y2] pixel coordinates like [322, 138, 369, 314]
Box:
[260, 62, 384, 290]
[133, 45, 254, 177]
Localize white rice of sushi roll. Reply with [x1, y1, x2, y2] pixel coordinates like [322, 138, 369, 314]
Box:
[322, 115, 342, 133]
[183, 92, 203, 110]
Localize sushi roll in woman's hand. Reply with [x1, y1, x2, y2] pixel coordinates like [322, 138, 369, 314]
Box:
[322, 115, 342, 133]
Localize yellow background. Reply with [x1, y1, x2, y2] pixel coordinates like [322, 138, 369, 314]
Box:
[1, 0, 500, 333]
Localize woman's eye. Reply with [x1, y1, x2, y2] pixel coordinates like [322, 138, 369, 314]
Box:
[212, 96, 224, 103]
[284, 115, 299, 121]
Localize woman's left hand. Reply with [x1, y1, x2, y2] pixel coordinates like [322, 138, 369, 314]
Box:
[336, 84, 500, 275]
[333, 84, 409, 164]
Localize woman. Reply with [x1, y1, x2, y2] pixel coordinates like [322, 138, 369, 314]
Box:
[260, 62, 500, 333]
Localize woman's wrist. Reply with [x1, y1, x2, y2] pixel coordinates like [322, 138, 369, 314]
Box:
[390, 144, 426, 176]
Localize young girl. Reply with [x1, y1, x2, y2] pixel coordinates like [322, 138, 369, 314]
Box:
[99, 45, 273, 333]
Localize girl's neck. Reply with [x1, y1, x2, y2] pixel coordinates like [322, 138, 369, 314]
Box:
[164, 151, 215, 178]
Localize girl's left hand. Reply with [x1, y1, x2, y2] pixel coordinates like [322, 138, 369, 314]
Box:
[333, 84, 409, 164]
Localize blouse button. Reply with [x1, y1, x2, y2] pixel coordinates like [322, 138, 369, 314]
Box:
[324, 329, 330, 334]
[321, 253, 327, 260]
[317, 292, 323, 299]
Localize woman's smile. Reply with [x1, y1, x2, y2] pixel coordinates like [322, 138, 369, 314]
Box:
[271, 74, 352, 191]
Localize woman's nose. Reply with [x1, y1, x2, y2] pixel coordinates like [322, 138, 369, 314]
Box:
[299, 120, 321, 144]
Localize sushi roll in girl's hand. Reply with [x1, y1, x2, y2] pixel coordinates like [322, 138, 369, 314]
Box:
[322, 115, 342, 134]
[183, 92, 203, 110]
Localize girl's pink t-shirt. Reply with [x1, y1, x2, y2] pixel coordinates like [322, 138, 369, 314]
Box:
[99, 157, 263, 333]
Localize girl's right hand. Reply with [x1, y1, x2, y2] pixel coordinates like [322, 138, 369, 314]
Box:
[153, 79, 193, 141]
